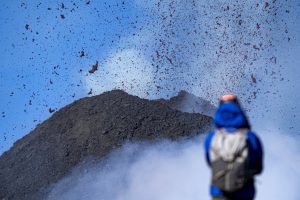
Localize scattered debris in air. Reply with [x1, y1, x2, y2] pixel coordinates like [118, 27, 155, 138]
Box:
[89, 61, 98, 73]
[256, 23, 260, 29]
[80, 50, 85, 57]
[251, 74, 257, 84]
[48, 108, 55, 113]
[88, 88, 93, 95]
[264, 2, 270, 9]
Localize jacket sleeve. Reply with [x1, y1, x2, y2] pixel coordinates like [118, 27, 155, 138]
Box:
[246, 131, 264, 175]
[204, 131, 215, 166]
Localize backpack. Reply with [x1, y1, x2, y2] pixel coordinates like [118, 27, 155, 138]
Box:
[209, 128, 250, 192]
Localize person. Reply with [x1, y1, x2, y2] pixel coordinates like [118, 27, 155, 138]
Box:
[204, 94, 263, 200]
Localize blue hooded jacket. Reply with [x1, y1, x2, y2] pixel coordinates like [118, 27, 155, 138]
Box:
[204, 102, 263, 200]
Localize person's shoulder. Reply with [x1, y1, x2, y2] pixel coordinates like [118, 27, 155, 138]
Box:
[205, 131, 215, 140]
[246, 130, 263, 148]
[246, 130, 260, 141]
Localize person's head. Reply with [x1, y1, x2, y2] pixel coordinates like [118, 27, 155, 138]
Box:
[214, 94, 250, 131]
[219, 94, 238, 105]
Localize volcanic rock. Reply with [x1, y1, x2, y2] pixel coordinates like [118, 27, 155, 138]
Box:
[0, 90, 213, 200]
[156, 90, 216, 116]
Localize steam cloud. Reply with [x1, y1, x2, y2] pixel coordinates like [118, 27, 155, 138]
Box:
[46, 130, 300, 200]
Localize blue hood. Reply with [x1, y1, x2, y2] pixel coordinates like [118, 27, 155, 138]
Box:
[214, 102, 250, 130]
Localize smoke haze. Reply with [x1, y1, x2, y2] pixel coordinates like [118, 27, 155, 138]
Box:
[46, 129, 300, 200]
[46, 139, 210, 200]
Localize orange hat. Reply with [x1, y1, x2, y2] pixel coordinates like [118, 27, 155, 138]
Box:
[219, 94, 238, 103]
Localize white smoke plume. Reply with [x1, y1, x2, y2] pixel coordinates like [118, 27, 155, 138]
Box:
[256, 128, 300, 200]
[46, 138, 210, 200]
[46, 129, 300, 200]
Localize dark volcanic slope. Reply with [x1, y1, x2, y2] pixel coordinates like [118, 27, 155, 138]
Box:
[156, 90, 216, 116]
[0, 90, 213, 200]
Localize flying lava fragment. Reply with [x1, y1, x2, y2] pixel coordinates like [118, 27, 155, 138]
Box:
[89, 61, 98, 73]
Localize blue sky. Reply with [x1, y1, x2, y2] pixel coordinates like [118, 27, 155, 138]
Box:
[1, 0, 300, 154]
